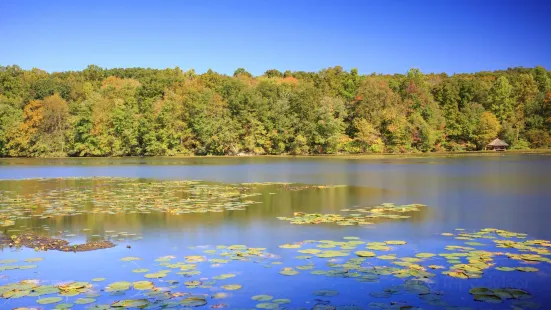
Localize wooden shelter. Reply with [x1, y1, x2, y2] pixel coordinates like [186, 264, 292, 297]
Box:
[486, 138, 508, 151]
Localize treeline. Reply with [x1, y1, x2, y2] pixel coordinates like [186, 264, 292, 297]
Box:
[0, 65, 550, 157]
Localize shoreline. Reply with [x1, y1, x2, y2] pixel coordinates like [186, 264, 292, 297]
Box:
[0, 149, 550, 160]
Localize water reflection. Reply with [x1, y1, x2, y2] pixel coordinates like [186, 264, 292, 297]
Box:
[2, 178, 433, 249]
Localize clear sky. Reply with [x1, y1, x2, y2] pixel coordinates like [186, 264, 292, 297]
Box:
[1, 0, 550, 75]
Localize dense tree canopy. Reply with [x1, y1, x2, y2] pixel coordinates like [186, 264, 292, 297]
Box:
[0, 65, 549, 157]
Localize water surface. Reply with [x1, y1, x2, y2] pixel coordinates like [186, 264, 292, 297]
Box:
[1, 154, 550, 309]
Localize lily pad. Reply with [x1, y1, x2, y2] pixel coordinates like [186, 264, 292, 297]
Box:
[133, 281, 154, 290]
[355, 251, 375, 257]
[221, 284, 242, 291]
[111, 299, 150, 308]
[106, 281, 131, 292]
[181, 297, 207, 307]
[279, 268, 299, 276]
[252, 295, 273, 301]
[256, 303, 279, 309]
[37, 297, 63, 304]
[385, 240, 407, 245]
[75, 298, 96, 304]
[517, 267, 539, 272]
[496, 267, 516, 272]
[120, 256, 141, 262]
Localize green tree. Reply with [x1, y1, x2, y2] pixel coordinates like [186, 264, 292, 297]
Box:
[487, 76, 514, 122]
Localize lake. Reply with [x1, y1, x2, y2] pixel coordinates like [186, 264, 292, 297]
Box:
[1, 154, 550, 309]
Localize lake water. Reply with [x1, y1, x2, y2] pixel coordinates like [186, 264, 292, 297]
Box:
[1, 154, 550, 309]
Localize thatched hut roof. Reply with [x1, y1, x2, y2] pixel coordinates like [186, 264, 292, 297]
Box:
[488, 138, 508, 147]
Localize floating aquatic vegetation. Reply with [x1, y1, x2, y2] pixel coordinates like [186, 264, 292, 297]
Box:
[255, 302, 279, 309]
[279, 267, 299, 276]
[251, 295, 273, 301]
[111, 299, 149, 308]
[469, 287, 534, 305]
[120, 256, 141, 262]
[0, 233, 115, 252]
[221, 284, 242, 290]
[0, 178, 342, 232]
[276, 203, 425, 226]
[0, 230, 547, 310]
[355, 251, 375, 257]
[240, 183, 346, 191]
[269, 231, 550, 308]
[0, 180, 549, 310]
[36, 297, 62, 304]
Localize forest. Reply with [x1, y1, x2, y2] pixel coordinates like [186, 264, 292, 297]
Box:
[0, 65, 550, 157]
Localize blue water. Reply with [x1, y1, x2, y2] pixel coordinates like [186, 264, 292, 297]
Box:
[0, 154, 550, 309]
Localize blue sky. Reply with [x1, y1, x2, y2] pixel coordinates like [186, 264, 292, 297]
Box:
[1, 0, 550, 75]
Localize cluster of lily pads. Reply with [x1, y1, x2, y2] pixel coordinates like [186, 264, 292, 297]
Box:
[468, 287, 535, 307]
[0, 178, 549, 309]
[276, 203, 425, 226]
[0, 244, 294, 309]
[0, 178, 347, 230]
[0, 178, 264, 229]
[275, 228, 549, 308]
[1, 233, 116, 252]
[0, 228, 549, 309]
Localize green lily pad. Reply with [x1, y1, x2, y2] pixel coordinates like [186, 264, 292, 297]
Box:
[181, 297, 207, 307]
[279, 243, 301, 249]
[221, 284, 242, 291]
[415, 253, 435, 258]
[37, 297, 63, 304]
[213, 273, 236, 280]
[316, 250, 349, 258]
[377, 255, 396, 260]
[75, 298, 96, 304]
[145, 272, 168, 278]
[133, 281, 154, 290]
[385, 240, 406, 245]
[469, 287, 494, 295]
[279, 268, 299, 276]
[24, 257, 43, 262]
[496, 267, 516, 271]
[106, 281, 131, 292]
[252, 295, 273, 301]
[120, 256, 141, 262]
[517, 267, 538, 272]
[355, 251, 375, 257]
[256, 303, 279, 309]
[111, 299, 150, 308]
[185, 280, 201, 287]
